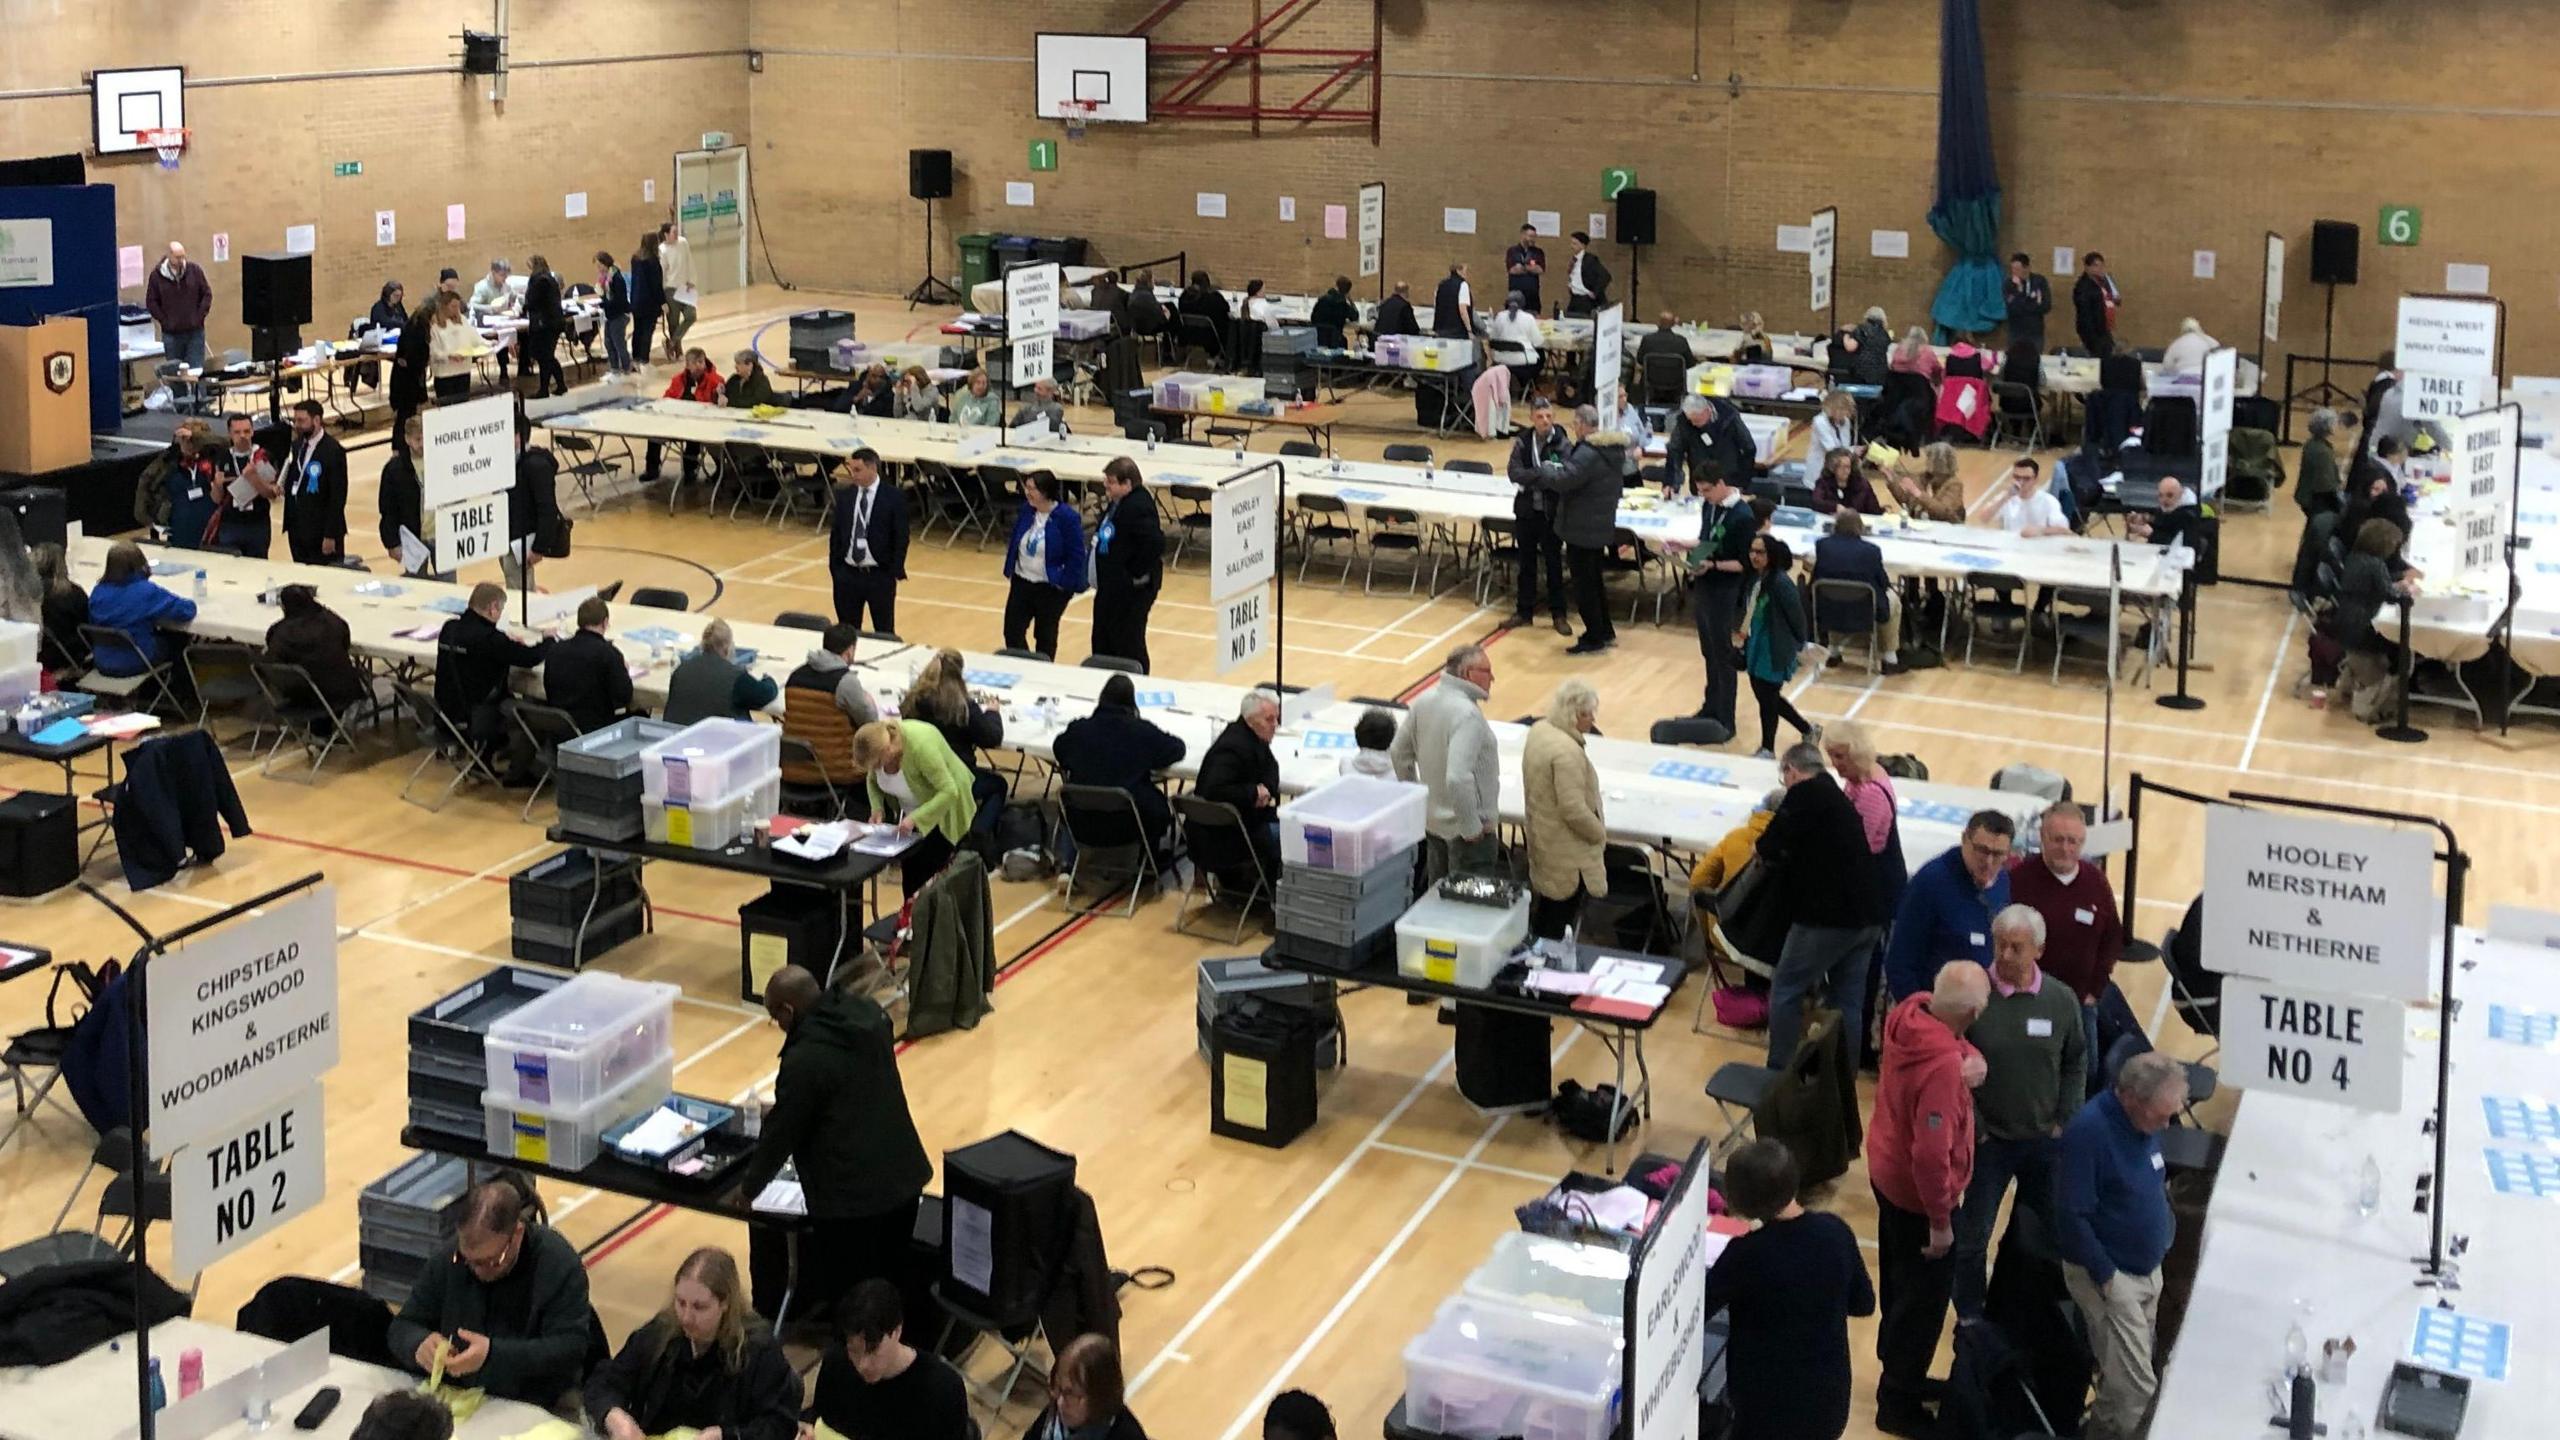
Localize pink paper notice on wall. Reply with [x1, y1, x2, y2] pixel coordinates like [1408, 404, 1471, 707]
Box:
[446, 204, 467, 241]
[118, 245, 145, 288]
[1324, 205, 1347, 240]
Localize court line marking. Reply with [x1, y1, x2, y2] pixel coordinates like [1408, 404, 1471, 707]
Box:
[2238, 609, 2302, 772]
[1368, 1140, 1569, 1184]
[1397, 605, 1497, 666]
[1348, 595, 1453, 654]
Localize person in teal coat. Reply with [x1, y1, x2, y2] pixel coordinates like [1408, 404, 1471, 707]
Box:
[1739, 534, 1815, 759]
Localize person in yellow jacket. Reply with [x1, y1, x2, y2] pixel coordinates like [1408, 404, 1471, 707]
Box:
[852, 718, 979, 891]
[1690, 789, 1784, 900]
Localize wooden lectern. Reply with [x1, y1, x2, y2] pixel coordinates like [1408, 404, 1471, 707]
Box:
[0, 316, 91, 474]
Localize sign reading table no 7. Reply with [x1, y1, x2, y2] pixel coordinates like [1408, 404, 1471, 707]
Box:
[147, 886, 340, 1149]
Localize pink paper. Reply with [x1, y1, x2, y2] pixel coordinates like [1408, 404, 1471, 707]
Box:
[1323, 205, 1347, 240]
[118, 245, 145, 289]
[445, 203, 466, 242]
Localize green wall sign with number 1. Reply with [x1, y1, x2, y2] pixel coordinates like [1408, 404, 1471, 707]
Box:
[2379, 205, 2421, 247]
[1030, 139, 1058, 173]
[1602, 167, 1636, 200]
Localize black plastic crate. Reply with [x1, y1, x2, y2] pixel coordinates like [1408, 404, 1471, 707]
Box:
[1269, 926, 1394, 975]
[408, 965, 568, 1063]
[407, 1068, 481, 1113]
[509, 848, 641, 927]
[508, 898, 646, 970]
[359, 1245, 428, 1286]
[407, 1095, 483, 1143]
[555, 770, 642, 814]
[558, 806, 644, 843]
[358, 1152, 470, 1256]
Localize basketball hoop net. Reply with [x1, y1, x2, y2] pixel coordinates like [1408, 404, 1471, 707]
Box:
[138, 127, 189, 171]
[1060, 100, 1099, 140]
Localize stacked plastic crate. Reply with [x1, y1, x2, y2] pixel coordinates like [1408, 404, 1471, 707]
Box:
[1402, 1233, 1631, 1440]
[478, 971, 680, 1171]
[641, 718, 781, 851]
[356, 1152, 472, 1305]
[408, 966, 569, 1144]
[508, 848, 646, 969]
[1269, 774, 1426, 972]
[554, 716, 680, 844]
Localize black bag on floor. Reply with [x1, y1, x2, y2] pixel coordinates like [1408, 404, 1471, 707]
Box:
[1649, 716, 1733, 747]
[1551, 1081, 1634, 1143]
[1454, 1003, 1552, 1112]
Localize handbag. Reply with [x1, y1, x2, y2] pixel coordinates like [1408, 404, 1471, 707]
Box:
[534, 509, 574, 558]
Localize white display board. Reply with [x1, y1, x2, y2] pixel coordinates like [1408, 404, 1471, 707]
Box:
[1211, 470, 1278, 602]
[2220, 979, 2406, 1112]
[1217, 582, 1270, 675]
[0, 218, 54, 288]
[1356, 182, 1385, 280]
[421, 393, 517, 512]
[1033, 33, 1150, 122]
[1625, 1140, 1714, 1440]
[2449, 405, 2519, 581]
[90, 65, 184, 155]
[172, 1084, 327, 1276]
[1807, 206, 1837, 315]
[434, 491, 511, 570]
[2396, 295, 2500, 378]
[2201, 807, 2435, 1002]
[1006, 260, 1061, 394]
[2262, 232, 2286, 345]
[146, 886, 339, 1149]
[2198, 346, 2237, 499]
[1593, 303, 1626, 419]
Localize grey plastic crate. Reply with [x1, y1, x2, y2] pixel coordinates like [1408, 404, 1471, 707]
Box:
[1274, 888, 1408, 946]
[509, 899, 646, 969]
[361, 1271, 415, 1307]
[556, 769, 642, 812]
[556, 716, 682, 780]
[1270, 926, 1394, 973]
[1278, 847, 1418, 906]
[409, 965, 568, 1062]
[358, 1152, 470, 1255]
[408, 1046, 483, 1089]
[557, 804, 644, 842]
[510, 848, 641, 928]
[509, 897, 646, 952]
[1197, 956, 1334, 1022]
[408, 1094, 484, 1143]
[1263, 325, 1317, 357]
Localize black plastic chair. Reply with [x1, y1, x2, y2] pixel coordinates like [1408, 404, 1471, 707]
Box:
[1363, 505, 1430, 596]
[1080, 655, 1144, 674]
[773, 610, 830, 631]
[1445, 459, 1493, 475]
[1957, 571, 2031, 672]
[1167, 483, 1217, 567]
[1174, 795, 1271, 942]
[505, 700, 586, 821]
[395, 680, 505, 811]
[1279, 440, 1321, 458]
[628, 586, 690, 611]
[1057, 784, 1161, 918]
[1642, 351, 1689, 406]
[778, 735, 848, 821]
[1382, 443, 1434, 466]
[1810, 578, 1883, 674]
[185, 639, 273, 748]
[76, 622, 180, 716]
[249, 658, 374, 779]
[1295, 494, 1359, 585]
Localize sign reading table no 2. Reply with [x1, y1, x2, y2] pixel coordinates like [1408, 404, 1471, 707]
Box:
[173, 1084, 328, 1275]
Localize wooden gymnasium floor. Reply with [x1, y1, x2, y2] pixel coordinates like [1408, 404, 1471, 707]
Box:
[5, 284, 2554, 1440]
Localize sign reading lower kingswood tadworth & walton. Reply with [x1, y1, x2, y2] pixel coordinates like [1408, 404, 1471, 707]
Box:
[2201, 807, 2434, 1002]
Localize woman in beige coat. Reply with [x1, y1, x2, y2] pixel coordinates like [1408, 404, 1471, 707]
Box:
[1522, 679, 1608, 940]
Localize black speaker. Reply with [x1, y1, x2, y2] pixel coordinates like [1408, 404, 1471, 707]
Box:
[1616, 186, 1657, 247]
[461, 31, 502, 75]
[241, 253, 313, 329]
[250, 326, 303, 363]
[2310, 220, 2360, 286]
[908, 148, 953, 201]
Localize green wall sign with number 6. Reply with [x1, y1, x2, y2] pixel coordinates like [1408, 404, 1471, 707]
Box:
[2380, 205, 2422, 247]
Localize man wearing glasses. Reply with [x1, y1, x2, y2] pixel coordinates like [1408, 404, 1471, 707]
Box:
[1882, 810, 2017, 1005]
[386, 1175, 591, 1409]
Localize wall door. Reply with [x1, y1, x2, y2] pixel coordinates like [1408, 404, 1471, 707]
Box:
[672, 148, 750, 293]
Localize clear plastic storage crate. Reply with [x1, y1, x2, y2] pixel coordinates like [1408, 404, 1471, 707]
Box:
[644, 775, 782, 850]
[1278, 775, 1427, 874]
[640, 718, 781, 804]
[482, 971, 678, 1108]
[1459, 1232, 1631, 1329]
[1395, 890, 1529, 988]
[483, 1053, 673, 1171]
[0, 620, 39, 674]
[1402, 1296, 1622, 1440]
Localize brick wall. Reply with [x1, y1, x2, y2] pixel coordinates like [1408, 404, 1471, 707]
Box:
[747, 0, 2560, 373]
[0, 1, 750, 352]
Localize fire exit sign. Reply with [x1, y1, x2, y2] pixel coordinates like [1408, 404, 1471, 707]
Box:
[332, 161, 363, 178]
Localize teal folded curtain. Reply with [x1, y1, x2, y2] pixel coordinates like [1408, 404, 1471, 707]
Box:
[1928, 0, 2006, 338]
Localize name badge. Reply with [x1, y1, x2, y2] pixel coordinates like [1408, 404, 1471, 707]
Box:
[1969, 931, 1986, 947]
[2026, 1017, 2054, 1037]
[2074, 907, 2096, 925]
[2151, 1152, 2166, 1171]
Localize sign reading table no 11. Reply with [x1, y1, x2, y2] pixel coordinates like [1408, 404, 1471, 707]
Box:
[146, 885, 340, 1149]
[2201, 807, 2434, 1002]
[2449, 405, 2519, 581]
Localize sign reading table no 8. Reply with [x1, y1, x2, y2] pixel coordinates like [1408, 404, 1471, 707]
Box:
[2201, 808, 2434, 1002]
[147, 886, 340, 1149]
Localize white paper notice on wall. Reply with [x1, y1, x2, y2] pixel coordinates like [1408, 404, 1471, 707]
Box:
[1525, 209, 1561, 237]
[1443, 207, 1476, 235]
[374, 210, 396, 248]
[117, 244, 144, 289]
[2447, 263, 2491, 295]
[1006, 181, 1035, 208]
[2193, 249, 2217, 280]
[1279, 196, 1296, 222]
[2053, 246, 2076, 276]
[644, 178, 657, 204]
[1587, 212, 1607, 241]
[1196, 192, 1228, 219]
[446, 204, 466, 242]
[1870, 229, 1910, 260]
[1775, 224, 1815, 255]
[210, 232, 229, 264]
[284, 225, 316, 257]
[565, 192, 588, 220]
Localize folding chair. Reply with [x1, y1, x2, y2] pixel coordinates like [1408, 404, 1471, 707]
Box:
[2047, 586, 2124, 686]
[1601, 525, 1671, 623]
[184, 639, 274, 748]
[914, 458, 986, 547]
[1363, 505, 1432, 596]
[628, 586, 691, 611]
[1445, 459, 1493, 475]
[933, 1279, 1052, 1415]
[250, 659, 377, 779]
[395, 681, 506, 811]
[1080, 655, 1143, 674]
[1166, 484, 1217, 567]
[1056, 785, 1162, 918]
[1642, 352, 1689, 406]
[1176, 314, 1227, 372]
[1294, 494, 1359, 585]
[771, 451, 835, 529]
[1279, 440, 1321, 458]
[1382, 442, 1434, 466]
[553, 432, 623, 511]
[505, 700, 587, 821]
[1473, 515, 1522, 608]
[1810, 578, 1884, 675]
[778, 735, 850, 822]
[1955, 571, 2030, 672]
[1702, 1009, 1837, 1159]
[0, 1138, 131, 1279]
[76, 623, 181, 716]
[0, 949, 79, 1153]
[1173, 795, 1272, 943]
[773, 610, 831, 631]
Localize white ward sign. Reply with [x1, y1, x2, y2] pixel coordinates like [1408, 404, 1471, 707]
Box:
[146, 886, 340, 1149]
[2200, 808, 2434, 1002]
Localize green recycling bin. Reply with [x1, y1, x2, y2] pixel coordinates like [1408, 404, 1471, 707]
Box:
[958, 233, 999, 290]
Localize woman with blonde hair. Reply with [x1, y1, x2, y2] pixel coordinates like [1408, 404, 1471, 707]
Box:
[1738, 310, 1772, 364]
[584, 1246, 799, 1440]
[1523, 679, 1606, 940]
[1030, 1334, 1148, 1440]
[1810, 389, 1858, 460]
[852, 716, 979, 889]
[1886, 440, 1966, 523]
[952, 368, 1004, 426]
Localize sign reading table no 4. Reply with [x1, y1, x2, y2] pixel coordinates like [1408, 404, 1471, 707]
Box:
[2201, 808, 2433, 1003]
[2221, 979, 2406, 1112]
[146, 885, 340, 1149]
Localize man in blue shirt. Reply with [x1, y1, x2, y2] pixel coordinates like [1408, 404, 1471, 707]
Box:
[2054, 1051, 2183, 1440]
[1883, 810, 2015, 1001]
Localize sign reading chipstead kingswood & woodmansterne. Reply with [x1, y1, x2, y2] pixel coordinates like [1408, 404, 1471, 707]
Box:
[147, 886, 340, 1149]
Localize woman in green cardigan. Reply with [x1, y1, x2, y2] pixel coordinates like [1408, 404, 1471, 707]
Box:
[852, 717, 978, 889]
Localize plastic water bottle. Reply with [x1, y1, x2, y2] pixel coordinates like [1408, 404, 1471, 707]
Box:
[148, 1358, 166, 1413]
[2357, 1154, 2383, 1217]
[192, 568, 207, 600]
[2285, 1319, 2310, 1377]
[743, 1095, 764, 1138]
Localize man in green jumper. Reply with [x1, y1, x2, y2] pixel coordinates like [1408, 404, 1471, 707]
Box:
[1952, 902, 2089, 1318]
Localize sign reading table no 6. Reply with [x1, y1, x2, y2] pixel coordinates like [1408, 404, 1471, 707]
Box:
[147, 885, 340, 1149]
[2201, 808, 2434, 1003]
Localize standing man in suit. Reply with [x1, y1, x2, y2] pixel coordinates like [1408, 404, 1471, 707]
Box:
[2004, 253, 2052, 353]
[2073, 252, 2120, 358]
[1088, 456, 1165, 672]
[520, 255, 567, 398]
[828, 448, 906, 634]
[1563, 233, 1612, 317]
[280, 400, 348, 566]
[1504, 224, 1547, 315]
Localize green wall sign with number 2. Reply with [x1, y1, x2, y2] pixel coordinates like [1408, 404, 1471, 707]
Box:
[2380, 205, 2422, 247]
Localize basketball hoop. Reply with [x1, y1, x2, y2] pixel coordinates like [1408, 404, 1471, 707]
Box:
[138, 127, 189, 171]
[1059, 100, 1099, 140]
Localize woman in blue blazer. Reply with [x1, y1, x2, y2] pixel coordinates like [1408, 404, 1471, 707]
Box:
[999, 469, 1088, 659]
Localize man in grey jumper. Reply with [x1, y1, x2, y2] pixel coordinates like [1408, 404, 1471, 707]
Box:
[1953, 902, 2090, 1319]
[1392, 642, 1501, 878]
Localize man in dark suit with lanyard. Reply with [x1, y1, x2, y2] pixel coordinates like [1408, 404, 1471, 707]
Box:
[1504, 225, 1547, 315]
[828, 447, 907, 633]
[1089, 455, 1165, 672]
[280, 399, 348, 565]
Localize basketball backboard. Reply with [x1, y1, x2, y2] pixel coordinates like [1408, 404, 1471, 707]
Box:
[1034, 34, 1148, 124]
[92, 66, 185, 156]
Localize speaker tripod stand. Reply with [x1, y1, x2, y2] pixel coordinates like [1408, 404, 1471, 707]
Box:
[2284, 281, 2365, 415]
[904, 197, 963, 309]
